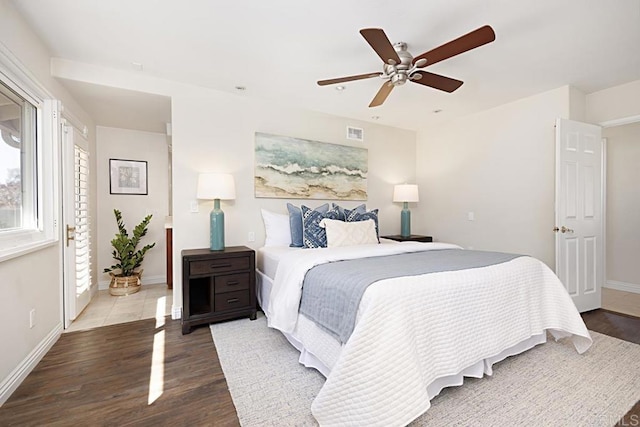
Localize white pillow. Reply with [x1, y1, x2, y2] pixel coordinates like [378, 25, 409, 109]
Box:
[319, 218, 378, 248]
[261, 209, 292, 247]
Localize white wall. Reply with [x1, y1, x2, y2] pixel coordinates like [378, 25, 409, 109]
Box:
[414, 86, 573, 268]
[171, 89, 417, 313]
[96, 127, 169, 288]
[0, 0, 96, 403]
[586, 79, 640, 125]
[602, 122, 640, 291]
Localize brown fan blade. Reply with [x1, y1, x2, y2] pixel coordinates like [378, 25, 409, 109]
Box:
[317, 72, 382, 86]
[360, 28, 401, 65]
[369, 82, 394, 107]
[410, 71, 463, 93]
[412, 25, 495, 67]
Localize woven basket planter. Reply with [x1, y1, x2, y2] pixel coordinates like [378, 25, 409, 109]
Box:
[109, 269, 143, 296]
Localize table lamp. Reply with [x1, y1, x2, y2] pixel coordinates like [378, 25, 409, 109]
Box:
[197, 173, 236, 251]
[393, 184, 419, 238]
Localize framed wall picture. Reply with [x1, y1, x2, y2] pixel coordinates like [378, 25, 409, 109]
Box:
[254, 132, 368, 200]
[109, 159, 148, 195]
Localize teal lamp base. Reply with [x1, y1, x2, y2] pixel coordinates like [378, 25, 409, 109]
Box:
[210, 199, 225, 251]
[400, 202, 411, 238]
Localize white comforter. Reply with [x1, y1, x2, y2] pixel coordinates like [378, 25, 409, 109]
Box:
[266, 243, 592, 426]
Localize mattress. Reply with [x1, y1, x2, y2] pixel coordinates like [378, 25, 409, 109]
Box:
[257, 246, 299, 280]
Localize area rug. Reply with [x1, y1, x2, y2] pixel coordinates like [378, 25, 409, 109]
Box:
[211, 314, 640, 426]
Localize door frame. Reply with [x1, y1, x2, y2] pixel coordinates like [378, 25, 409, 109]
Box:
[597, 114, 640, 296]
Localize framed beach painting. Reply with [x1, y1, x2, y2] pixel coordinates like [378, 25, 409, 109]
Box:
[109, 159, 148, 195]
[254, 132, 367, 200]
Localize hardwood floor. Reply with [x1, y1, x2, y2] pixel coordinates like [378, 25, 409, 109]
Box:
[0, 318, 239, 427]
[0, 309, 638, 426]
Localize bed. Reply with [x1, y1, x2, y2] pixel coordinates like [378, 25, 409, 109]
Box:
[256, 238, 592, 426]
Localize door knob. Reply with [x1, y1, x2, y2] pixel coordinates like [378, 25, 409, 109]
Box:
[66, 225, 76, 247]
[553, 226, 574, 234]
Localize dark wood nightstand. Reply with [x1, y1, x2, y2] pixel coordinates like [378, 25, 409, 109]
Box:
[181, 246, 256, 334]
[382, 234, 433, 243]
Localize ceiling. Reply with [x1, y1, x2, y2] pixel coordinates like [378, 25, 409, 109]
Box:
[10, 0, 640, 132]
[59, 80, 171, 134]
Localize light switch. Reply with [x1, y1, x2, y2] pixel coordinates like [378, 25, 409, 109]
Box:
[190, 201, 199, 213]
[467, 212, 475, 221]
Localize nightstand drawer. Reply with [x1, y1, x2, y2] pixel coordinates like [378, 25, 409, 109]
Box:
[190, 256, 250, 275]
[214, 273, 250, 293]
[215, 290, 251, 311]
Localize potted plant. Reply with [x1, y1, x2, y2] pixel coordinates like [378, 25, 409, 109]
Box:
[104, 209, 156, 296]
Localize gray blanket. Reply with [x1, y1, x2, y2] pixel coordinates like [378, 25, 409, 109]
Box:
[299, 249, 523, 343]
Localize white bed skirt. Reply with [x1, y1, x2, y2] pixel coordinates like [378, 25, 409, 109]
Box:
[256, 269, 547, 399]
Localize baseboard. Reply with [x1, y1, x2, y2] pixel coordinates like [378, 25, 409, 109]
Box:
[0, 322, 62, 406]
[605, 280, 640, 294]
[98, 274, 166, 290]
[171, 305, 182, 320]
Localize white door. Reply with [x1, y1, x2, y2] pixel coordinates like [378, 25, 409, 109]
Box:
[63, 125, 92, 327]
[555, 118, 604, 312]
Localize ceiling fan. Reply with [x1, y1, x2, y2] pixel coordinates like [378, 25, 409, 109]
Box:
[317, 25, 495, 107]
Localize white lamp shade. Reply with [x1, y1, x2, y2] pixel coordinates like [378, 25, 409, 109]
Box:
[393, 184, 419, 203]
[196, 173, 236, 200]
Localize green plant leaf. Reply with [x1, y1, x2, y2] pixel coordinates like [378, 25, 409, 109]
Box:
[104, 210, 155, 276]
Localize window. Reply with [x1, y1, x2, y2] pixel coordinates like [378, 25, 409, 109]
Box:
[0, 46, 58, 261]
[0, 81, 37, 232]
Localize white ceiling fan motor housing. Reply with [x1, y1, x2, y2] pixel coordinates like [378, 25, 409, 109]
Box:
[385, 42, 415, 86]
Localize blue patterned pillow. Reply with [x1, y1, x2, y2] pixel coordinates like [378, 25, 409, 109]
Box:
[331, 203, 366, 221]
[287, 203, 329, 247]
[301, 205, 342, 248]
[345, 208, 379, 241]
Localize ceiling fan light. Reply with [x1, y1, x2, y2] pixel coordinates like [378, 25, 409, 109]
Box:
[414, 58, 428, 68]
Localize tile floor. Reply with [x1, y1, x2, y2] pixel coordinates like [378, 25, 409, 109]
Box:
[65, 283, 173, 332]
[602, 287, 640, 318]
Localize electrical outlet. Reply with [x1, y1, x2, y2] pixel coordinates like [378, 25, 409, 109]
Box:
[467, 212, 475, 221]
[248, 231, 255, 242]
[190, 200, 199, 213]
[29, 309, 36, 329]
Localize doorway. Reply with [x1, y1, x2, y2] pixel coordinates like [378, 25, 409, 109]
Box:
[600, 121, 640, 316]
[55, 81, 173, 331]
[65, 124, 173, 332]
